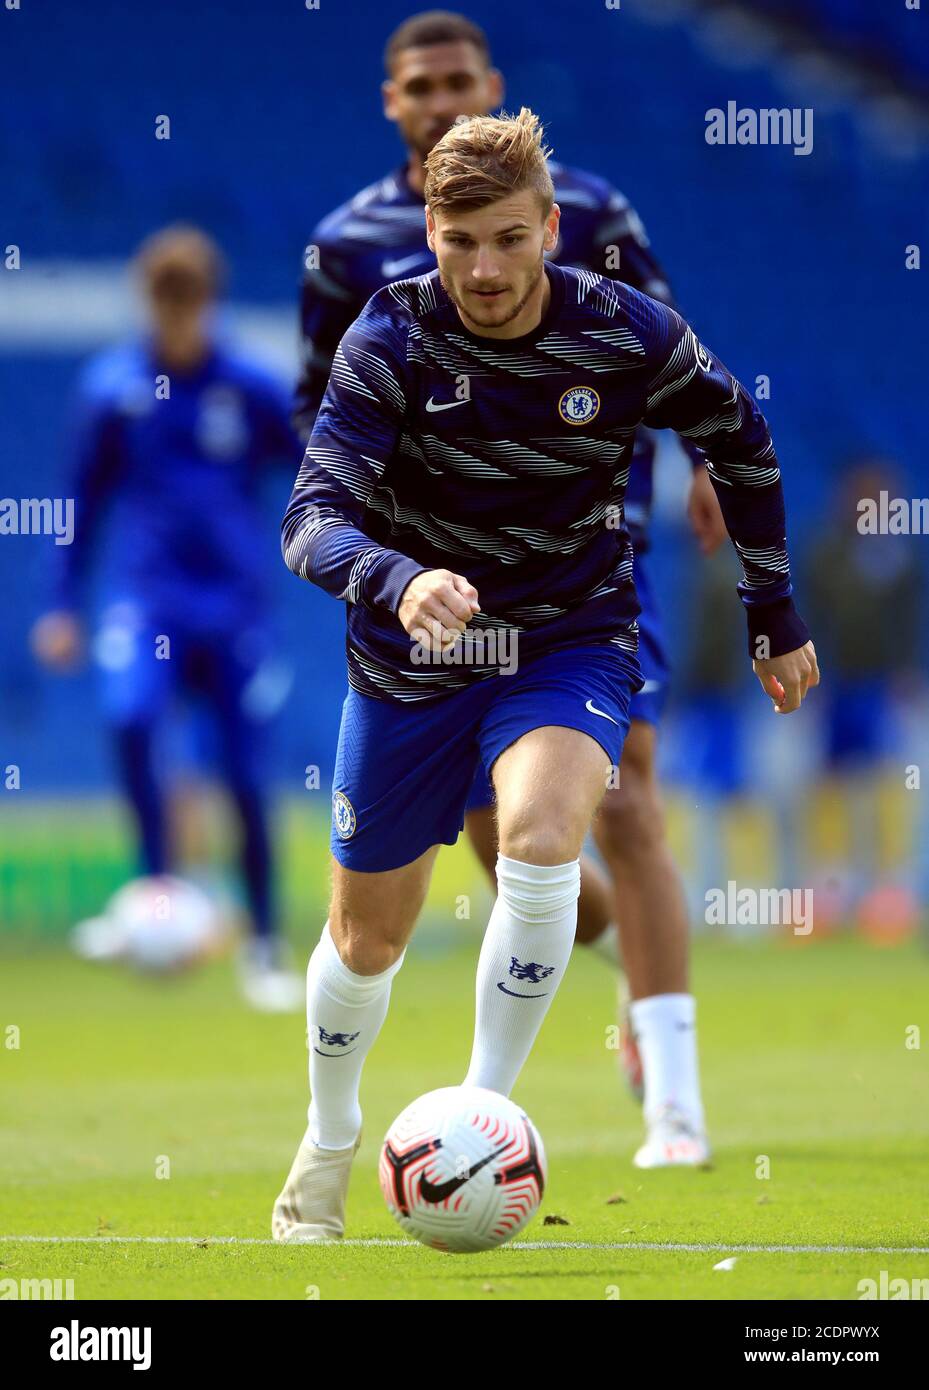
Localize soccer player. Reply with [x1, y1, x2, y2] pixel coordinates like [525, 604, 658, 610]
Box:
[272, 108, 818, 1241]
[295, 9, 728, 1166]
[30, 225, 304, 1012]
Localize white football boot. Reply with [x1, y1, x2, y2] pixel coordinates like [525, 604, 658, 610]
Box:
[271, 1127, 361, 1242]
[633, 1102, 711, 1169]
[238, 940, 304, 1013]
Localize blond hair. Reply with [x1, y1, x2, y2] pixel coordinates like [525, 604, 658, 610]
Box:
[423, 107, 554, 215]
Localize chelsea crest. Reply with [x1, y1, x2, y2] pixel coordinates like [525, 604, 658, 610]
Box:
[333, 790, 357, 839]
[558, 386, 600, 426]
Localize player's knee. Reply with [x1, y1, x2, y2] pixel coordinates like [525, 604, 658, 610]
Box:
[596, 776, 665, 863]
[331, 922, 404, 976]
[497, 810, 580, 868]
[328, 905, 407, 976]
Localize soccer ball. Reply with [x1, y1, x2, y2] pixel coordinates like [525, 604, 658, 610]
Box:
[72, 874, 222, 974]
[379, 1086, 546, 1253]
[118, 875, 221, 972]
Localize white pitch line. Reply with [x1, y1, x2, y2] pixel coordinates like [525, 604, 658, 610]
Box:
[2, 1236, 929, 1254]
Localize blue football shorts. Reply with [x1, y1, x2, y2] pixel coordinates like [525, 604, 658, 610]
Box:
[330, 640, 642, 871]
[466, 550, 668, 813]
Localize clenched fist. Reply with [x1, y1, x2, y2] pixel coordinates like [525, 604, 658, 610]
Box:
[753, 640, 820, 714]
[398, 569, 480, 653]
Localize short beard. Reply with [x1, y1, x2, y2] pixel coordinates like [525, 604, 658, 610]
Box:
[440, 256, 544, 331]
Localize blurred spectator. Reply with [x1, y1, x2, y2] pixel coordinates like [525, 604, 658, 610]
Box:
[674, 544, 750, 911]
[29, 226, 304, 1008]
[803, 458, 924, 933]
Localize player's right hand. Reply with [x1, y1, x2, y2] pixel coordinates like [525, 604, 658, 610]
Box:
[398, 569, 480, 652]
[30, 610, 84, 671]
[753, 639, 820, 715]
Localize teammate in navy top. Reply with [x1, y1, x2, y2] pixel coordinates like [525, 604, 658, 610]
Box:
[294, 17, 712, 557]
[290, 10, 730, 1169]
[272, 108, 818, 1241]
[31, 226, 304, 1012]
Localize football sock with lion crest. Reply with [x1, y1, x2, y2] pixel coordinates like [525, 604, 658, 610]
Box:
[464, 854, 581, 1097]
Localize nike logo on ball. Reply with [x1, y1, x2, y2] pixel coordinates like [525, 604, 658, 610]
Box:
[419, 1146, 503, 1203]
[585, 698, 618, 725]
[425, 396, 468, 412]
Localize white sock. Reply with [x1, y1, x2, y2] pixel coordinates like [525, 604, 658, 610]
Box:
[629, 992, 705, 1130]
[306, 922, 404, 1149]
[463, 854, 580, 1096]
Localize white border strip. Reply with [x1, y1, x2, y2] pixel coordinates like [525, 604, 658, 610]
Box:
[2, 1236, 928, 1254]
[0, 260, 297, 374]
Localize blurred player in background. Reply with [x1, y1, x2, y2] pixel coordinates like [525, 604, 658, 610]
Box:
[30, 225, 304, 1011]
[804, 460, 923, 933]
[294, 10, 727, 1165]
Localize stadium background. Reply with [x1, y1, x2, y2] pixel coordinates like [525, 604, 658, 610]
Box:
[1, 0, 926, 939]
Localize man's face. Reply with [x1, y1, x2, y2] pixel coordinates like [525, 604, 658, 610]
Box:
[145, 267, 212, 344]
[426, 190, 560, 334]
[383, 41, 503, 159]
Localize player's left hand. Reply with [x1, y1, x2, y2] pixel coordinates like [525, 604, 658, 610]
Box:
[753, 640, 820, 714]
[687, 465, 727, 555]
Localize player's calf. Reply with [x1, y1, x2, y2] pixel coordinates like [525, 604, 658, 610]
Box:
[272, 850, 437, 1241]
[463, 725, 611, 1095]
[464, 802, 613, 946]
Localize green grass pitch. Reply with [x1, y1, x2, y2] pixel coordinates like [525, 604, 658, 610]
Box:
[2, 931, 928, 1300]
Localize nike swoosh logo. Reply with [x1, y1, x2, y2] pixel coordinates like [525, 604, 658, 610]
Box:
[425, 396, 468, 413]
[497, 982, 550, 998]
[419, 1145, 504, 1203]
[312, 1047, 358, 1057]
[381, 254, 427, 277]
[585, 698, 618, 725]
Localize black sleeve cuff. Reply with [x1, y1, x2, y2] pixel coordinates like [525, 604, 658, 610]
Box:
[365, 552, 428, 615]
[745, 596, 811, 660]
